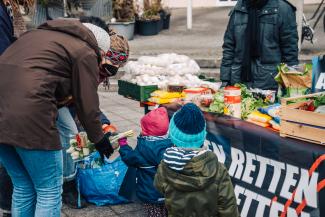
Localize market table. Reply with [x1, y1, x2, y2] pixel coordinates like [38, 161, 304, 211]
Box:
[162, 104, 325, 217]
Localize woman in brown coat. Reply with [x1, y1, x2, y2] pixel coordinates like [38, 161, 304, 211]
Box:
[0, 16, 129, 217]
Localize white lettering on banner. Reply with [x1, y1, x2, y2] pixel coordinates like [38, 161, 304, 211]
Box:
[255, 155, 270, 188]
[287, 208, 311, 217]
[206, 140, 320, 216]
[205, 140, 226, 164]
[234, 185, 245, 205]
[269, 160, 286, 193]
[228, 147, 245, 179]
[315, 73, 325, 90]
[280, 164, 299, 199]
[300, 212, 311, 217]
[241, 189, 258, 217]
[294, 169, 318, 208]
[269, 201, 284, 217]
[242, 152, 257, 184]
[234, 183, 313, 217]
[255, 194, 271, 217]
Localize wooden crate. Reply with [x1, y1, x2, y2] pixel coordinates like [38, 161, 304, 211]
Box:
[280, 92, 325, 145]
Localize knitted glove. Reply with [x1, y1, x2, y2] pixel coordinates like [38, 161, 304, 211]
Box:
[118, 137, 128, 147]
[95, 133, 114, 161]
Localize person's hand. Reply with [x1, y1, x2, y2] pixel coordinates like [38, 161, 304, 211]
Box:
[118, 137, 128, 147]
[221, 81, 229, 88]
[94, 133, 114, 161]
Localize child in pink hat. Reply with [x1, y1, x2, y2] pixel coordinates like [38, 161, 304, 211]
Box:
[119, 107, 172, 217]
[140, 107, 170, 137]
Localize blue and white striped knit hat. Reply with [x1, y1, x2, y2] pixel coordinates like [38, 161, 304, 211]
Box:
[169, 103, 207, 149]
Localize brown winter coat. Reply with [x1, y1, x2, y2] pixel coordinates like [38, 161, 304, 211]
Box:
[0, 19, 104, 150]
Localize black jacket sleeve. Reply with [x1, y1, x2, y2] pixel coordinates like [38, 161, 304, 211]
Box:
[279, 1, 299, 66]
[220, 11, 236, 82]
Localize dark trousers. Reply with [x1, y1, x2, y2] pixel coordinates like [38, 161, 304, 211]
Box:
[143, 203, 167, 217]
[0, 166, 13, 212]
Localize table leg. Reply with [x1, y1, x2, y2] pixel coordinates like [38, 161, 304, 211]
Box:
[144, 104, 150, 114]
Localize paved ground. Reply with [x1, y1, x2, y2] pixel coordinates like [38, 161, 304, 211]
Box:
[128, 5, 325, 61]
[98, 92, 143, 146]
[62, 202, 146, 217]
[129, 7, 227, 59]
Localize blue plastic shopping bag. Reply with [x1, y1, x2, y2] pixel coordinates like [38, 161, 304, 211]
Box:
[312, 56, 325, 93]
[76, 152, 129, 206]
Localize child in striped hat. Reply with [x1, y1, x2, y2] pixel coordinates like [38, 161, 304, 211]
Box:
[154, 103, 239, 217]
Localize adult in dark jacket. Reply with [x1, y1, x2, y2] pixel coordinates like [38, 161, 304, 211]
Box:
[0, 17, 129, 216]
[220, 0, 299, 90]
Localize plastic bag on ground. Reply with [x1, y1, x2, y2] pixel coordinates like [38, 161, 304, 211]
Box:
[76, 152, 129, 206]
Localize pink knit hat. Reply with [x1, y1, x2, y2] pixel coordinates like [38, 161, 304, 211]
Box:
[141, 107, 169, 137]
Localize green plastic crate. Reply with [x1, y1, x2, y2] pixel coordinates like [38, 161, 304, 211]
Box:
[198, 74, 217, 82]
[118, 80, 158, 102]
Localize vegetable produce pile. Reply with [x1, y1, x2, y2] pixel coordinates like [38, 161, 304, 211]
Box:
[67, 131, 134, 160]
[235, 84, 267, 119]
[209, 90, 224, 114]
[121, 53, 220, 90]
[315, 94, 325, 108]
[208, 81, 325, 132]
[209, 84, 269, 119]
[296, 94, 325, 114]
[148, 90, 186, 104]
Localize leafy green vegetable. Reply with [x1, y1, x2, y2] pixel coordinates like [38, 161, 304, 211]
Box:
[209, 91, 224, 114]
[234, 83, 268, 119]
[278, 63, 311, 76]
[241, 97, 265, 119]
[234, 83, 252, 99]
[314, 94, 325, 108]
[276, 63, 313, 98]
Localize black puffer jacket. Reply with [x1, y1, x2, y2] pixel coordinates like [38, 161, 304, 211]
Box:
[221, 0, 299, 90]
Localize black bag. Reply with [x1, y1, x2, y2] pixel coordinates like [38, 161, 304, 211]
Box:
[312, 56, 325, 93]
